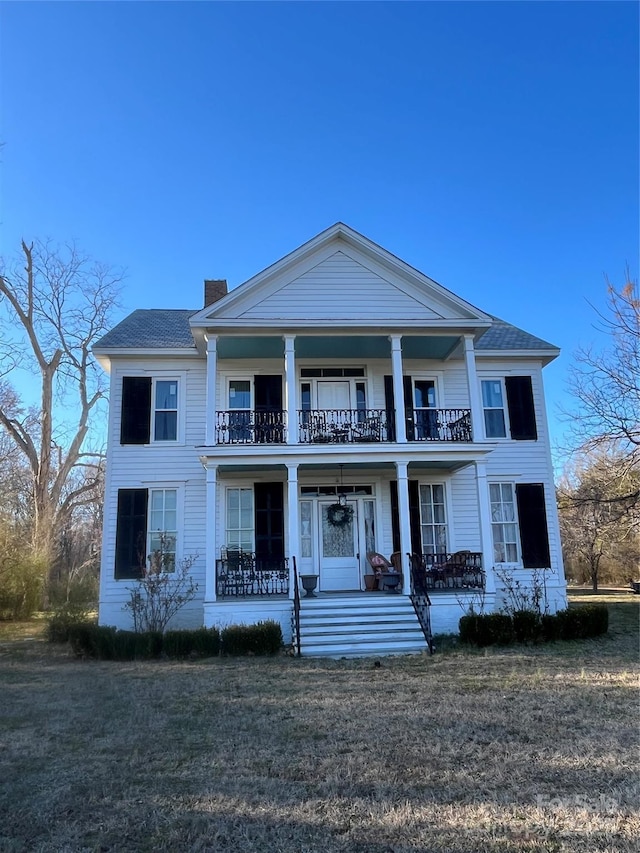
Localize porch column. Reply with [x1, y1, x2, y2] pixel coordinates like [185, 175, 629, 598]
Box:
[389, 334, 407, 443]
[463, 334, 482, 442]
[475, 460, 496, 595]
[284, 335, 298, 444]
[395, 461, 412, 594]
[286, 463, 299, 599]
[204, 464, 218, 602]
[205, 334, 218, 446]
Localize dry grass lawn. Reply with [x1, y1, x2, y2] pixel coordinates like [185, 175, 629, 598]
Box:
[0, 591, 638, 853]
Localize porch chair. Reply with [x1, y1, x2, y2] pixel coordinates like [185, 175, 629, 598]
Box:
[366, 551, 391, 590]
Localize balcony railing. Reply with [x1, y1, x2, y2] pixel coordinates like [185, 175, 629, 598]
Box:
[216, 411, 286, 445]
[298, 409, 391, 443]
[213, 408, 472, 444]
[216, 551, 289, 597]
[411, 552, 484, 591]
[406, 409, 472, 442]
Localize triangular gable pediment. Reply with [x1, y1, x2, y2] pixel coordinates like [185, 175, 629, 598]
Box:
[190, 224, 491, 327]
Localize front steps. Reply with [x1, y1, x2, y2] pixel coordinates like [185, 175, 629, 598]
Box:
[294, 594, 429, 658]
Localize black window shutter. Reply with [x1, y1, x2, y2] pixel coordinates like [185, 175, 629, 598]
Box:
[390, 480, 422, 554]
[516, 484, 551, 568]
[384, 375, 413, 440]
[115, 488, 148, 579]
[384, 376, 396, 442]
[390, 480, 400, 552]
[254, 375, 283, 411]
[408, 480, 423, 555]
[506, 376, 537, 441]
[121, 377, 152, 444]
[254, 482, 284, 565]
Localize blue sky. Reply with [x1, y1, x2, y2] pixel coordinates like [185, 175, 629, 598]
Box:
[1, 1, 638, 457]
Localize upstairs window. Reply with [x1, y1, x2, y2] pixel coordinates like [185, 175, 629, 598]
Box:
[481, 376, 537, 441]
[482, 380, 507, 438]
[121, 376, 181, 444]
[153, 380, 178, 441]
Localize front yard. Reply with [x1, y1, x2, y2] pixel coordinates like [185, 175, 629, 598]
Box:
[0, 592, 638, 853]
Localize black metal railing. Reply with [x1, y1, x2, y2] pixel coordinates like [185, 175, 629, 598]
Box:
[216, 552, 289, 597]
[409, 590, 435, 654]
[298, 408, 391, 444]
[215, 411, 286, 445]
[292, 556, 301, 657]
[405, 409, 472, 442]
[410, 551, 484, 591]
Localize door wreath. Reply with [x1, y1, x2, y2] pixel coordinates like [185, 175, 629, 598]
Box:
[326, 502, 354, 527]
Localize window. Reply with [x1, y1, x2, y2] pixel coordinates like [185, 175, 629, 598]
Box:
[481, 377, 538, 440]
[121, 376, 182, 445]
[226, 488, 254, 552]
[114, 486, 179, 579]
[300, 501, 313, 558]
[482, 380, 507, 438]
[147, 489, 177, 571]
[413, 379, 438, 439]
[153, 380, 178, 441]
[419, 484, 448, 554]
[490, 483, 519, 563]
[228, 379, 251, 410]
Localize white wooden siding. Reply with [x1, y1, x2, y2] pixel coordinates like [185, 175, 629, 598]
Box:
[236, 252, 446, 321]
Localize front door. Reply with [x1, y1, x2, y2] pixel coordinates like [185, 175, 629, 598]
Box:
[318, 500, 360, 591]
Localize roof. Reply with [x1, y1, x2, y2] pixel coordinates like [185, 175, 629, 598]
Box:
[93, 308, 558, 354]
[476, 317, 557, 352]
[94, 309, 198, 349]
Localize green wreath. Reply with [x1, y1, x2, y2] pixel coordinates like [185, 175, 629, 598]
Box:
[326, 502, 354, 527]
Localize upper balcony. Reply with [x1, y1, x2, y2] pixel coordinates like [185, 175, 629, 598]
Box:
[215, 407, 472, 445]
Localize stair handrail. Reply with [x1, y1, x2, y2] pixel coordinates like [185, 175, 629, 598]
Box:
[292, 555, 301, 657]
[408, 552, 435, 654]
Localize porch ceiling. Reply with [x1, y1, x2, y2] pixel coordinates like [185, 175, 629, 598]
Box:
[216, 334, 461, 360]
[216, 460, 473, 474]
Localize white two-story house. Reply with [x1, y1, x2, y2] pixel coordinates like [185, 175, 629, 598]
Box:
[94, 224, 567, 656]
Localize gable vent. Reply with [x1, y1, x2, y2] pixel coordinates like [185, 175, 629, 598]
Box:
[204, 279, 228, 307]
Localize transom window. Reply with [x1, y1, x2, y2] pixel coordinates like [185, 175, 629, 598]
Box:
[148, 488, 177, 571]
[153, 380, 178, 441]
[419, 484, 448, 554]
[482, 380, 507, 438]
[300, 367, 365, 377]
[226, 488, 254, 552]
[490, 483, 519, 563]
[300, 485, 373, 496]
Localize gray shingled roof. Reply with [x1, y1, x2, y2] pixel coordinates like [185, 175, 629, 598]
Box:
[94, 309, 198, 349]
[93, 309, 558, 353]
[476, 316, 558, 351]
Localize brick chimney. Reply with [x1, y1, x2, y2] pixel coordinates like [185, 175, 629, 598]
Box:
[204, 279, 228, 307]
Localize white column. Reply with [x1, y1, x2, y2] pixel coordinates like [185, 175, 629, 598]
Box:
[286, 463, 299, 599]
[284, 335, 298, 444]
[389, 334, 407, 443]
[475, 460, 496, 595]
[396, 460, 412, 594]
[463, 334, 482, 442]
[205, 335, 218, 446]
[204, 464, 218, 602]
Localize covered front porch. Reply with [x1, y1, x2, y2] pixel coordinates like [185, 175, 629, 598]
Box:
[199, 451, 498, 605]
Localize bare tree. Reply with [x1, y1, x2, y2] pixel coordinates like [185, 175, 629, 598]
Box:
[0, 239, 122, 575]
[558, 450, 639, 589]
[565, 271, 640, 512]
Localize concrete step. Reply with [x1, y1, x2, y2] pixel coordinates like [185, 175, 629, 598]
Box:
[294, 594, 429, 658]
